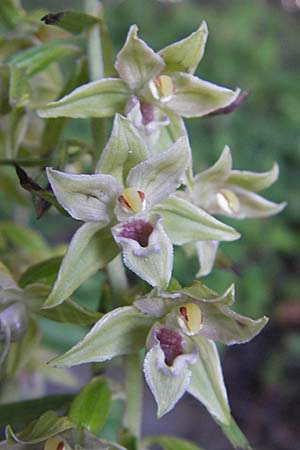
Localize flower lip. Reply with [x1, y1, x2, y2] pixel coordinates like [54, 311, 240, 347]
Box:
[119, 219, 154, 247]
[140, 101, 155, 125]
[156, 327, 184, 366]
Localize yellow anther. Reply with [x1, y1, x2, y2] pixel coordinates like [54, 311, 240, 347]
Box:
[178, 303, 203, 336]
[44, 436, 65, 450]
[216, 189, 240, 214]
[149, 75, 174, 102]
[118, 188, 145, 213]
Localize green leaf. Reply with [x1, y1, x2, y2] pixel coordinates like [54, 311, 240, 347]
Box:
[41, 11, 99, 35]
[0, 64, 10, 113]
[187, 337, 231, 425]
[69, 377, 111, 434]
[0, 0, 24, 33]
[24, 283, 101, 326]
[115, 24, 165, 91]
[49, 306, 154, 368]
[19, 256, 63, 289]
[6, 411, 74, 444]
[43, 223, 119, 309]
[96, 114, 148, 185]
[159, 21, 208, 74]
[7, 39, 81, 77]
[167, 73, 240, 118]
[143, 435, 204, 450]
[0, 222, 48, 260]
[214, 417, 253, 450]
[9, 65, 30, 107]
[143, 345, 190, 418]
[38, 78, 130, 118]
[154, 195, 240, 245]
[0, 395, 74, 428]
[5, 318, 40, 377]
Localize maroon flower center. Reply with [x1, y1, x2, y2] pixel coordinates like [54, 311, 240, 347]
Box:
[119, 219, 154, 247]
[140, 102, 155, 125]
[156, 327, 183, 366]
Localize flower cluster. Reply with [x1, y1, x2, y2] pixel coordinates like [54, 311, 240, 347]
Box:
[36, 23, 284, 435]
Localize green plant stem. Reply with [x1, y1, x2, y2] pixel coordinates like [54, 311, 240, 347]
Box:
[107, 254, 129, 306]
[124, 352, 143, 441]
[85, 0, 107, 163]
[85, 0, 104, 81]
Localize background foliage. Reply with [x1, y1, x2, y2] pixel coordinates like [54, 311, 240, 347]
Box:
[0, 1, 299, 449]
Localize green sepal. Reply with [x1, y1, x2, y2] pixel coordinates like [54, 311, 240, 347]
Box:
[43, 223, 118, 309]
[159, 21, 208, 74]
[153, 195, 240, 245]
[68, 377, 111, 434]
[96, 113, 148, 185]
[38, 78, 130, 118]
[0, 260, 18, 290]
[49, 306, 154, 368]
[4, 318, 40, 378]
[228, 162, 279, 192]
[179, 281, 235, 305]
[143, 435, 205, 450]
[7, 39, 81, 77]
[187, 337, 231, 425]
[5, 411, 74, 444]
[166, 73, 240, 118]
[0, 0, 24, 33]
[115, 24, 165, 91]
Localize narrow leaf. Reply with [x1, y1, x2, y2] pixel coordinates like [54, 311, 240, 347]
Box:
[41, 11, 99, 35]
[214, 417, 253, 450]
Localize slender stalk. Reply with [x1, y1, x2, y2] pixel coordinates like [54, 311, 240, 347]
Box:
[85, 0, 107, 163]
[107, 254, 129, 306]
[85, 0, 104, 81]
[124, 352, 143, 441]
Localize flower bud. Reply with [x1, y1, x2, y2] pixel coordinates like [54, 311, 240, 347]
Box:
[0, 302, 28, 342]
[44, 436, 66, 450]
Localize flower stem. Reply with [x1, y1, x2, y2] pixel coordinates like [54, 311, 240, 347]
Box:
[107, 254, 129, 307]
[124, 352, 143, 441]
[85, 0, 104, 81]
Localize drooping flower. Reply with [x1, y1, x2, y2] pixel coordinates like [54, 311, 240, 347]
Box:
[38, 23, 240, 151]
[48, 280, 268, 422]
[179, 145, 286, 276]
[44, 115, 240, 308]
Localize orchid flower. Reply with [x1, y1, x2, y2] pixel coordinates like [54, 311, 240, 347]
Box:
[44, 116, 240, 308]
[38, 23, 240, 150]
[181, 145, 286, 276]
[48, 280, 267, 422]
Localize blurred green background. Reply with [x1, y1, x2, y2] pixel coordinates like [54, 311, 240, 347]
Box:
[1, 0, 300, 449]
